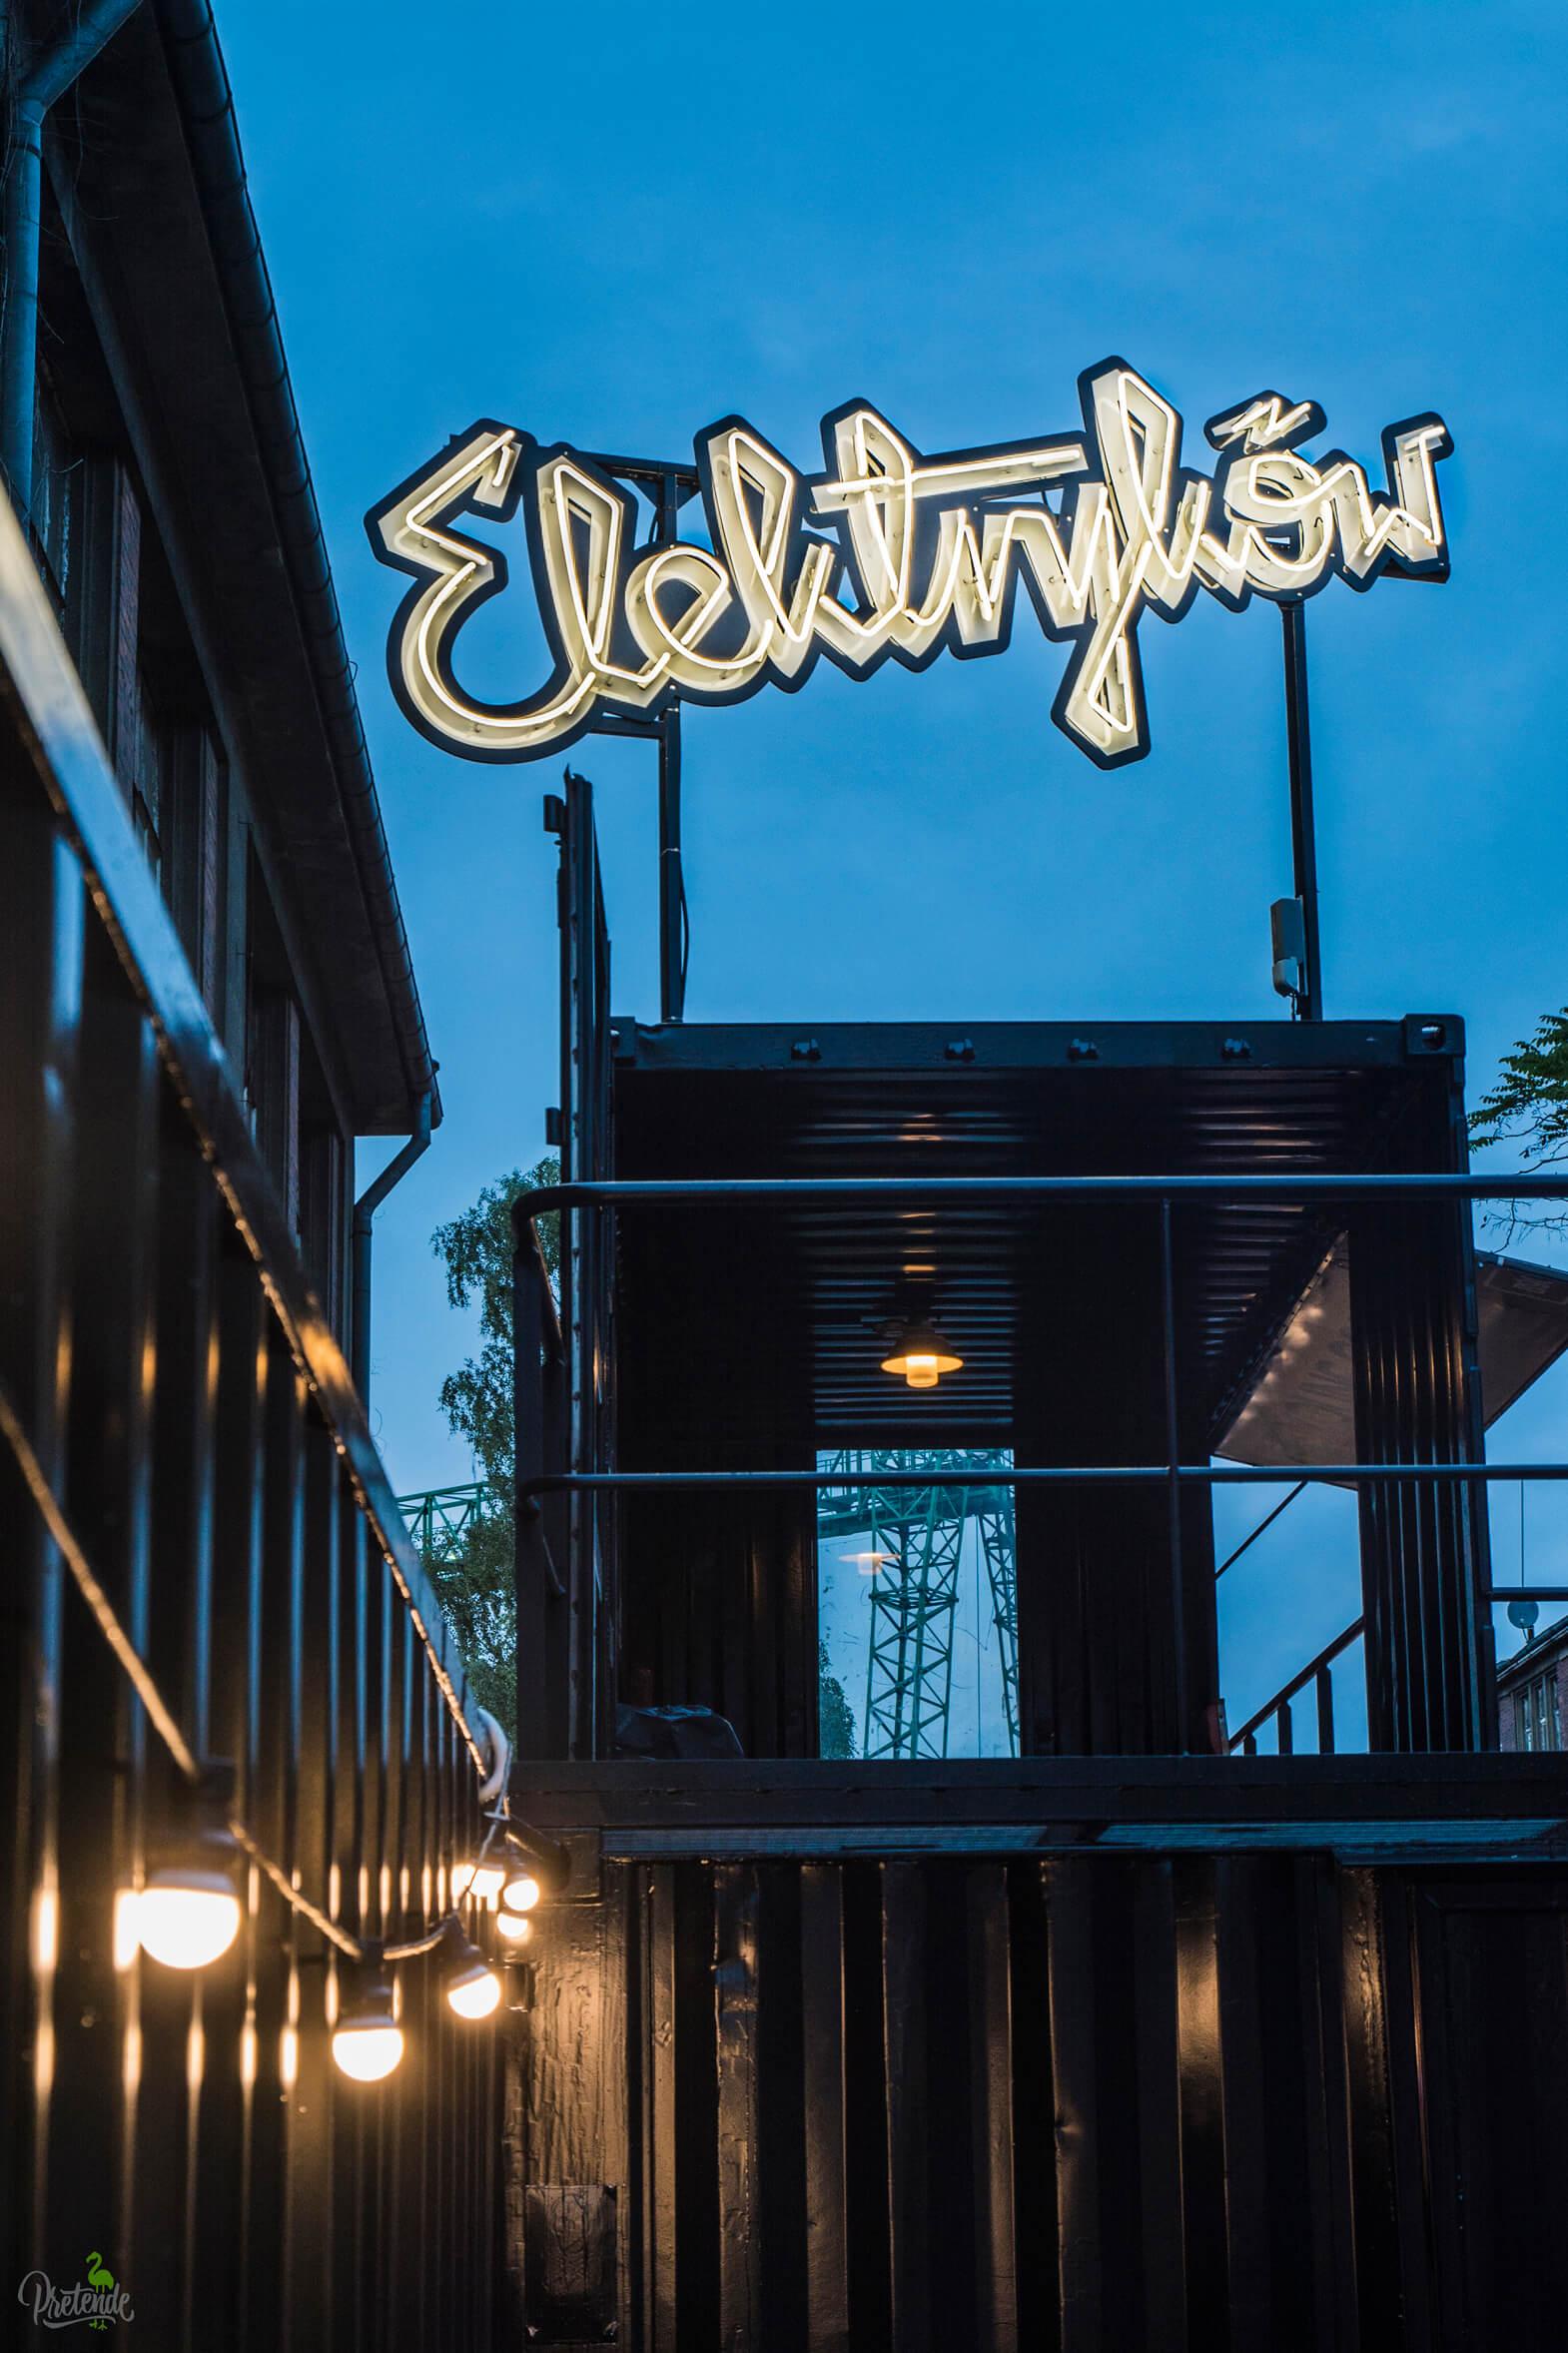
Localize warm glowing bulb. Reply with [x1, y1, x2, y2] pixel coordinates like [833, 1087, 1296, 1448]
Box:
[134, 1873, 242, 1970]
[452, 1860, 504, 1904]
[332, 2021, 404, 2082]
[501, 1873, 541, 1915]
[447, 1965, 502, 2020]
[880, 1330, 962, 1388]
[495, 1910, 533, 1945]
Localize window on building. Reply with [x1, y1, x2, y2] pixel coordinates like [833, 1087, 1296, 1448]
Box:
[31, 380, 78, 609]
[139, 665, 225, 1004]
[1516, 1669, 1561, 1752]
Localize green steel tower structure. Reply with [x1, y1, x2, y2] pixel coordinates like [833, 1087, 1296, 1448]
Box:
[818, 1451, 1017, 1759]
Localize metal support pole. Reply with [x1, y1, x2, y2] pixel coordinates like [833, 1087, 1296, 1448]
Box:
[656, 466, 687, 1024]
[0, 105, 45, 517]
[1160, 1195, 1190, 1754]
[1281, 599, 1322, 1021]
[514, 1240, 550, 1759]
[657, 708, 685, 1023]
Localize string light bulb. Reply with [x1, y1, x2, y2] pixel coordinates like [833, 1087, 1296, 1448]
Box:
[495, 1909, 533, 1946]
[332, 1973, 403, 2082]
[452, 1856, 505, 1905]
[500, 1869, 542, 1915]
[132, 1827, 242, 1971]
[444, 1934, 502, 2020]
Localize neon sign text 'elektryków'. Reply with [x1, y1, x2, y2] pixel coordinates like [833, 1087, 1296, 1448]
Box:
[367, 362, 1451, 771]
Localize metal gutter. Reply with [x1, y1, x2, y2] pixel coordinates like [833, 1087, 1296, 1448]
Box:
[151, 0, 440, 1132]
[352, 1087, 432, 1401]
[1, 0, 146, 513]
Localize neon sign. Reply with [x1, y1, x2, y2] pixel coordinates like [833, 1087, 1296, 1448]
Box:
[367, 362, 1451, 772]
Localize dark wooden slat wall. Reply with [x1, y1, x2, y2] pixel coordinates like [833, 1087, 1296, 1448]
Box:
[0, 686, 498, 2340]
[506, 1852, 1568, 2351]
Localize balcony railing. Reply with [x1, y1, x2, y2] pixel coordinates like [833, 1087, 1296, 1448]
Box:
[513, 1174, 1568, 1763]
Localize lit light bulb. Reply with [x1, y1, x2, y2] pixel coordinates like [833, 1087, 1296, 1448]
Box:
[444, 1937, 502, 2020]
[333, 1979, 403, 2081]
[133, 1836, 243, 1971]
[452, 1858, 504, 1904]
[845, 1550, 895, 1576]
[500, 1871, 541, 1915]
[447, 1966, 501, 2020]
[495, 1910, 533, 1946]
[879, 1323, 962, 1391]
[333, 2021, 404, 2081]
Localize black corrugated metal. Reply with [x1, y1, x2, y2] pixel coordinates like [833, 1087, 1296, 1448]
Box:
[507, 1838, 1568, 2351]
[609, 1021, 1460, 1449]
[0, 491, 497, 2347]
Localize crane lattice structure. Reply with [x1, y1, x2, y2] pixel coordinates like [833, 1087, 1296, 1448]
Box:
[397, 1481, 494, 1563]
[818, 1451, 1017, 1760]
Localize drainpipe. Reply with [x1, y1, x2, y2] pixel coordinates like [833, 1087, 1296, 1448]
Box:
[0, 0, 145, 518]
[352, 1090, 432, 1405]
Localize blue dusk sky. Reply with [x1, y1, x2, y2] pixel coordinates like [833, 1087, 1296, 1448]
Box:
[220, 0, 1568, 1737]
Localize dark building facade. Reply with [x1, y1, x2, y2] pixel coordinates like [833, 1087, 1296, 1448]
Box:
[0, 7, 502, 2347]
[10, 0, 440, 1340]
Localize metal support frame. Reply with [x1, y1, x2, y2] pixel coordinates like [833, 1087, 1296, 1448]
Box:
[864, 1488, 964, 1760]
[655, 466, 689, 1025]
[573, 454, 698, 1024]
[1159, 1196, 1190, 1751]
[514, 1215, 566, 1761]
[1282, 599, 1323, 1021]
[397, 1480, 494, 1562]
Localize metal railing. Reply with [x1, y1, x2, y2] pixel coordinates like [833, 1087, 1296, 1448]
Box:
[513, 1173, 1568, 1762]
[1228, 1619, 1366, 1755]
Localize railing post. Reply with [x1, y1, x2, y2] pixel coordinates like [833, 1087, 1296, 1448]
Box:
[1276, 1695, 1293, 1756]
[1316, 1666, 1335, 1755]
[1160, 1194, 1190, 1754]
[514, 1233, 549, 1760]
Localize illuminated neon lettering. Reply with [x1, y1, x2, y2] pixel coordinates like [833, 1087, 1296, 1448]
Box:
[368, 361, 1452, 772]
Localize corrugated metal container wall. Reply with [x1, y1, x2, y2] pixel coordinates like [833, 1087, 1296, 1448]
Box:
[506, 1849, 1568, 2352]
[0, 500, 500, 2344]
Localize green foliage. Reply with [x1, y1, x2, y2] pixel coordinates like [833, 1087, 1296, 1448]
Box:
[423, 1157, 559, 1737]
[429, 1158, 558, 1487]
[819, 1641, 857, 1758]
[1470, 1011, 1568, 1164]
[1470, 1012, 1568, 1231]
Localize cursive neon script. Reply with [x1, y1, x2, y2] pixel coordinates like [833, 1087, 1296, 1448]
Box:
[367, 361, 1451, 772]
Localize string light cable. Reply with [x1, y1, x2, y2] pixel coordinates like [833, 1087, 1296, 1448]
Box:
[0, 1373, 536, 2063]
